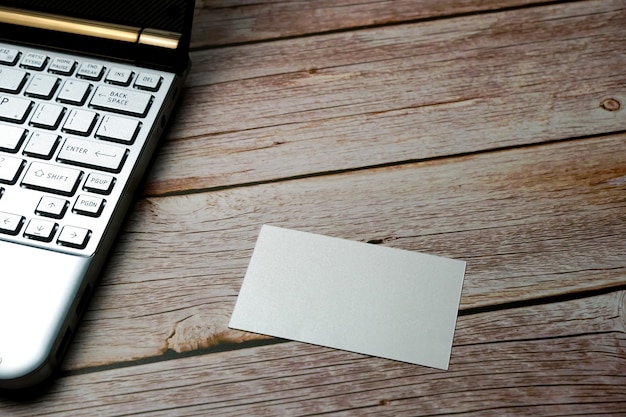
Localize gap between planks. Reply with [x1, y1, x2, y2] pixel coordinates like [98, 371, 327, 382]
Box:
[189, 0, 576, 49]
[3, 290, 624, 415]
[151, 0, 626, 195]
[146, 130, 626, 199]
[59, 285, 626, 377]
[59, 134, 625, 371]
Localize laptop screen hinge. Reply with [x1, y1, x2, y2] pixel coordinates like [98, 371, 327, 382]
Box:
[0, 6, 181, 50]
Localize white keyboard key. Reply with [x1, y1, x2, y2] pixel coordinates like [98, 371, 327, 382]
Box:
[0, 95, 33, 123]
[57, 79, 91, 105]
[20, 53, 48, 70]
[84, 172, 115, 194]
[21, 161, 82, 195]
[48, 57, 76, 75]
[90, 85, 152, 117]
[57, 136, 127, 172]
[0, 124, 27, 152]
[0, 155, 25, 184]
[96, 114, 141, 144]
[23, 131, 60, 159]
[0, 67, 27, 93]
[25, 74, 60, 99]
[77, 62, 104, 81]
[36, 196, 68, 219]
[134, 73, 162, 91]
[24, 218, 58, 242]
[57, 225, 90, 248]
[73, 194, 105, 217]
[0, 211, 24, 235]
[0, 47, 20, 65]
[30, 103, 65, 129]
[105, 67, 133, 86]
[63, 108, 97, 135]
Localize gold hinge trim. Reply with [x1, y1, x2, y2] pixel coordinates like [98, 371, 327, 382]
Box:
[0, 6, 180, 49]
[139, 29, 180, 50]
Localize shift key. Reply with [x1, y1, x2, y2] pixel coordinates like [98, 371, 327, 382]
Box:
[90, 85, 152, 117]
[22, 162, 82, 196]
[58, 137, 127, 173]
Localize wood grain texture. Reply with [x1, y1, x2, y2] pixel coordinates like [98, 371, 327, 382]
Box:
[149, 0, 626, 195]
[59, 135, 626, 370]
[1, 1, 624, 414]
[4, 291, 624, 416]
[190, 0, 558, 47]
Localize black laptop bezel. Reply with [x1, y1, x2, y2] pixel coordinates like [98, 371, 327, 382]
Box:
[0, 0, 195, 72]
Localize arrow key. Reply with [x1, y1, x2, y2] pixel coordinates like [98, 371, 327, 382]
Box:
[0, 211, 24, 235]
[57, 225, 90, 249]
[36, 196, 69, 219]
[24, 218, 58, 242]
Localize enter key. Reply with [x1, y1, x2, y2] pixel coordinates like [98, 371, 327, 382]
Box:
[58, 137, 128, 173]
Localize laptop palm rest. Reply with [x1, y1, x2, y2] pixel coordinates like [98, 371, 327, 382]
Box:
[0, 240, 90, 388]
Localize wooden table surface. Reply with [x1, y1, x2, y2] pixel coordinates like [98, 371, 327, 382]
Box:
[2, 0, 626, 415]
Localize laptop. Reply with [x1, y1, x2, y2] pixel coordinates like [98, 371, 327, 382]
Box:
[0, 0, 195, 389]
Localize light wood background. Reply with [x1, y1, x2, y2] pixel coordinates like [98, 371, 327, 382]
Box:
[2, 0, 625, 415]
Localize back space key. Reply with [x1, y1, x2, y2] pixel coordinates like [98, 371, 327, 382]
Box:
[90, 85, 152, 117]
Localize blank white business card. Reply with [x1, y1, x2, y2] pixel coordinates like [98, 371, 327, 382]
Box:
[229, 225, 466, 370]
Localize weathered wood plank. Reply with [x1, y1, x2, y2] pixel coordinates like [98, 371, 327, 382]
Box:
[191, 0, 558, 47]
[150, 0, 626, 195]
[2, 3, 622, 416]
[60, 135, 626, 369]
[4, 291, 625, 416]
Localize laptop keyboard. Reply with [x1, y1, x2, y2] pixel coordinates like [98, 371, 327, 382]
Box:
[0, 41, 175, 256]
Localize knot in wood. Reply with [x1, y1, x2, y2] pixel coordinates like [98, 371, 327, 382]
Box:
[600, 98, 621, 111]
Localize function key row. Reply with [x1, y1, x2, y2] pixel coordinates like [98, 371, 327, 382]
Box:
[0, 47, 19, 65]
[0, 66, 161, 95]
[0, 48, 162, 91]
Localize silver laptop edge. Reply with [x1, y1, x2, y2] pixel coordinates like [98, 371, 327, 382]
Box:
[0, 1, 192, 389]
